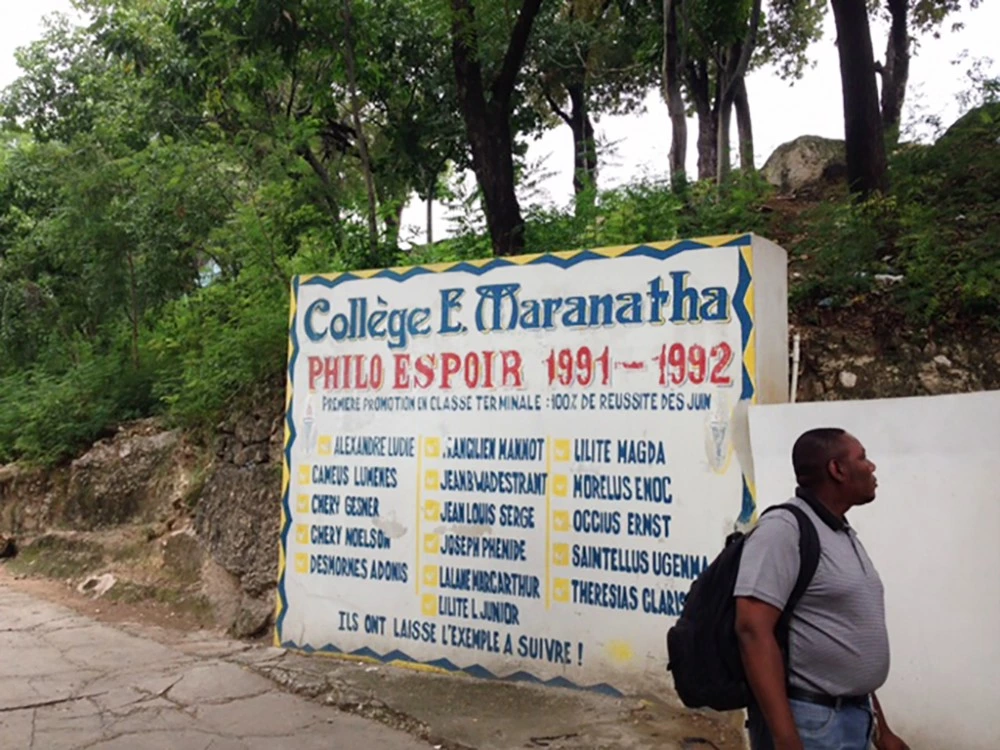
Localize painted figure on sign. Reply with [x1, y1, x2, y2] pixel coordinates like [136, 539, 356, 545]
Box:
[301, 390, 316, 454]
[735, 428, 909, 750]
[705, 392, 731, 473]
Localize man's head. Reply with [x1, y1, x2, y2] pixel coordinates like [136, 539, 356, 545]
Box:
[792, 428, 877, 506]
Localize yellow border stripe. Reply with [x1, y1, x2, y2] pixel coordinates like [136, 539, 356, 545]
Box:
[274, 278, 298, 644]
[415, 436, 423, 596]
[545, 437, 552, 610]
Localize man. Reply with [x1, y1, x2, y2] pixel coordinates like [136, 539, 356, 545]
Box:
[734, 428, 909, 750]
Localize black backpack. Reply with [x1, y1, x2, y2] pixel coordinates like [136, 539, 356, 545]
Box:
[665, 503, 820, 711]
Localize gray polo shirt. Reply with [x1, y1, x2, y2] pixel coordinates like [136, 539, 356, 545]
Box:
[734, 492, 890, 697]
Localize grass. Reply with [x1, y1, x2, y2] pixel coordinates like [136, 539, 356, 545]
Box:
[6, 534, 105, 579]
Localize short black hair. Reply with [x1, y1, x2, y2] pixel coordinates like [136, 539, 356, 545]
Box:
[792, 428, 848, 489]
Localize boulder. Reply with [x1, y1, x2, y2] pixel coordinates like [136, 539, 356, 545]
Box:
[761, 135, 846, 193]
[194, 463, 281, 597]
[161, 528, 205, 584]
[62, 421, 181, 529]
[232, 592, 275, 638]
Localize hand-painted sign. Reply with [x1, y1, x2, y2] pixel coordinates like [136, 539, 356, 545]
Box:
[276, 234, 788, 694]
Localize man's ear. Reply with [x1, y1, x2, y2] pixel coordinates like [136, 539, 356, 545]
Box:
[827, 458, 845, 483]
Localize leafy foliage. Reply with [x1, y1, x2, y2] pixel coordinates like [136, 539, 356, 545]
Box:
[0, 1, 995, 468]
[791, 100, 1000, 325]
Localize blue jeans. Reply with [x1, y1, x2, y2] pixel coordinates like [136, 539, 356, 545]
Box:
[748, 698, 875, 750]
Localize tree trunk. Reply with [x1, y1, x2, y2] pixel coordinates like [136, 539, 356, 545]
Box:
[476, 113, 525, 254]
[733, 77, 754, 171]
[426, 192, 434, 246]
[341, 0, 379, 253]
[696, 107, 717, 181]
[716, 96, 734, 183]
[450, 0, 543, 257]
[541, 82, 595, 208]
[830, 0, 888, 196]
[383, 200, 405, 248]
[716, 0, 760, 184]
[566, 81, 597, 197]
[880, 0, 909, 142]
[125, 247, 140, 370]
[686, 61, 717, 180]
[662, 0, 687, 187]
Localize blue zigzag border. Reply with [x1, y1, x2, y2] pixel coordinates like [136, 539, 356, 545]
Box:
[280, 640, 624, 697]
[297, 237, 753, 292]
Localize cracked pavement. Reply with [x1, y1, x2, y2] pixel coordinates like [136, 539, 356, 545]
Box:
[0, 586, 429, 749]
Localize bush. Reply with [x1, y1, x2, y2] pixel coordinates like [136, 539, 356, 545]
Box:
[789, 195, 900, 307]
[889, 103, 1000, 324]
[0, 339, 155, 466]
[405, 173, 772, 266]
[147, 265, 289, 429]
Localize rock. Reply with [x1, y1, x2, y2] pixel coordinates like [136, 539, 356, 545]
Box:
[162, 529, 205, 584]
[838, 371, 858, 389]
[195, 463, 281, 597]
[940, 103, 1000, 144]
[231, 593, 275, 639]
[761, 136, 847, 194]
[933, 355, 953, 368]
[63, 423, 181, 529]
[233, 415, 272, 446]
[874, 274, 904, 285]
[78, 573, 117, 598]
[233, 443, 270, 467]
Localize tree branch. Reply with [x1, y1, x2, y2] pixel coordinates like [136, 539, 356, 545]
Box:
[300, 146, 333, 188]
[451, 0, 489, 120]
[286, 68, 298, 121]
[725, 0, 763, 97]
[491, 0, 544, 108]
[341, 0, 379, 253]
[298, 145, 341, 222]
[542, 85, 573, 125]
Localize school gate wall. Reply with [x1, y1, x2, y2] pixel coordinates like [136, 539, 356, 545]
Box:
[276, 233, 789, 696]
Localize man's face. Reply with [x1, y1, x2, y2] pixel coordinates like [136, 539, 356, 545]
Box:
[833, 434, 878, 505]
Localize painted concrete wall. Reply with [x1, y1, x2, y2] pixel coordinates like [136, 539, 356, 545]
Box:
[276, 234, 788, 695]
[749, 390, 1000, 750]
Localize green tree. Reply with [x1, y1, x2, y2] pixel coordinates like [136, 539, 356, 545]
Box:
[830, 0, 887, 195]
[659, 0, 824, 184]
[449, 0, 545, 256]
[530, 0, 658, 204]
[876, 0, 982, 142]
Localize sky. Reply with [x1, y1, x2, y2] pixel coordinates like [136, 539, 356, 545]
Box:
[2, 1, 997, 246]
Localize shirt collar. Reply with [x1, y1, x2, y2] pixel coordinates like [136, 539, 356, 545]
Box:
[795, 486, 848, 532]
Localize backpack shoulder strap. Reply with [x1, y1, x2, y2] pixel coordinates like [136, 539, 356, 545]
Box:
[763, 503, 821, 616]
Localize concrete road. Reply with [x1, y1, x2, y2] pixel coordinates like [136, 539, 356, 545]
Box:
[0, 585, 429, 749]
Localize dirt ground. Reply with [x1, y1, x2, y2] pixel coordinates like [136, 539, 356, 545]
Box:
[0, 564, 266, 640]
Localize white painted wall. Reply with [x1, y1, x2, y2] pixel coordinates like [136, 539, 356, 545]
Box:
[749, 390, 1000, 750]
[278, 236, 789, 694]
